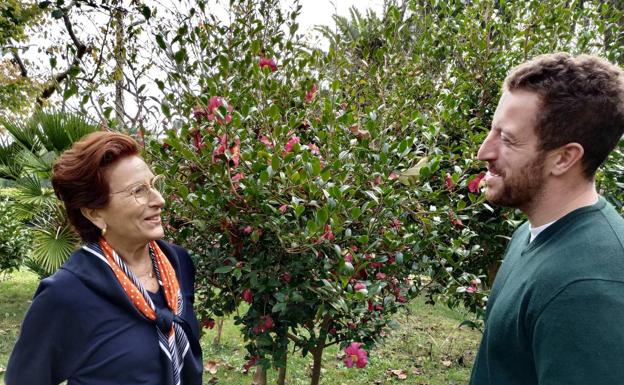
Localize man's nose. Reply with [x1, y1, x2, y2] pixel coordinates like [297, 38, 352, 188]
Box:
[477, 131, 496, 161]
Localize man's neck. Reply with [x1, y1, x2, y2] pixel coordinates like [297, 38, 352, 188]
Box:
[524, 180, 598, 227]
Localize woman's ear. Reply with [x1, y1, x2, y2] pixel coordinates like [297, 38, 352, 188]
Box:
[80, 207, 106, 231]
[549, 142, 584, 177]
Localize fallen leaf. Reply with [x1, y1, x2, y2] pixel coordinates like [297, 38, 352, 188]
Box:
[411, 367, 423, 375]
[387, 368, 408, 380]
[204, 360, 218, 374]
[442, 360, 452, 367]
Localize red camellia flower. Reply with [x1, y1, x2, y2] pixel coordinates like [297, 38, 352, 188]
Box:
[258, 57, 277, 72]
[242, 288, 253, 304]
[321, 224, 334, 241]
[468, 172, 485, 193]
[343, 342, 368, 368]
[253, 315, 275, 334]
[284, 135, 300, 153]
[280, 272, 292, 283]
[305, 83, 318, 103]
[201, 318, 216, 329]
[445, 173, 455, 190]
[242, 356, 258, 373]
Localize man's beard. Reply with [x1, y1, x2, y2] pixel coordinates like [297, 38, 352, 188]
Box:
[486, 152, 547, 211]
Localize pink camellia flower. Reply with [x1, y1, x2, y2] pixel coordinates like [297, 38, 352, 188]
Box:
[232, 172, 245, 182]
[305, 83, 318, 103]
[445, 173, 455, 190]
[344, 253, 353, 263]
[259, 135, 273, 148]
[279, 204, 288, 214]
[390, 218, 402, 231]
[375, 304, 383, 311]
[321, 224, 334, 241]
[206, 96, 233, 124]
[284, 135, 300, 153]
[466, 285, 477, 294]
[343, 342, 368, 369]
[373, 175, 382, 186]
[388, 171, 399, 180]
[230, 138, 240, 167]
[307, 143, 321, 155]
[212, 134, 228, 162]
[353, 282, 366, 291]
[242, 288, 253, 304]
[243, 226, 253, 234]
[258, 57, 277, 72]
[375, 272, 386, 280]
[468, 172, 485, 193]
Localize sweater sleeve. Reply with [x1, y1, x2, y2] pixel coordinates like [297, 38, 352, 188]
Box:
[532, 279, 624, 385]
[5, 271, 89, 385]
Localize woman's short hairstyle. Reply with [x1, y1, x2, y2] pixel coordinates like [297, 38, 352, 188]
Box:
[504, 52, 624, 179]
[51, 131, 139, 242]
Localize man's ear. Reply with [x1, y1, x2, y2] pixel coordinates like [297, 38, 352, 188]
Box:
[80, 207, 106, 231]
[550, 143, 584, 176]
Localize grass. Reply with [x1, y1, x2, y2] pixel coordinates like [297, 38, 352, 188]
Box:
[0, 270, 481, 385]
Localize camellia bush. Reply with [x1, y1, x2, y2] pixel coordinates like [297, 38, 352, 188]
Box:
[146, 0, 624, 383]
[0, 193, 32, 273]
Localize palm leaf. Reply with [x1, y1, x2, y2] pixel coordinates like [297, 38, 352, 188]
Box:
[13, 174, 55, 207]
[31, 224, 79, 274]
[0, 118, 41, 153]
[35, 110, 98, 153]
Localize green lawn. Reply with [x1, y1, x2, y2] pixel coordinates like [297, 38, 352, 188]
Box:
[0, 270, 481, 385]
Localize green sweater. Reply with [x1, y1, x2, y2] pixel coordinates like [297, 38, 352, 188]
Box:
[470, 198, 624, 385]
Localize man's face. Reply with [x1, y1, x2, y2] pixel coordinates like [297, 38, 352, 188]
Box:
[477, 89, 548, 211]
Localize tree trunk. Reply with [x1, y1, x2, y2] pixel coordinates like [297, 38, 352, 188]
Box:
[309, 343, 325, 385]
[213, 318, 225, 345]
[114, 8, 126, 130]
[277, 349, 287, 385]
[252, 365, 267, 385]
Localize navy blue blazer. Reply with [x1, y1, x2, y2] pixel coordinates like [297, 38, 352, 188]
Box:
[5, 240, 203, 385]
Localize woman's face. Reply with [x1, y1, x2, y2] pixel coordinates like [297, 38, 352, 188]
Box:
[91, 156, 165, 249]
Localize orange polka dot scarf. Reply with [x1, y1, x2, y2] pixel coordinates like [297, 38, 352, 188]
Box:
[99, 238, 189, 384]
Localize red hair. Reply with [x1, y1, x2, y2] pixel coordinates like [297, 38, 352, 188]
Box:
[51, 131, 139, 242]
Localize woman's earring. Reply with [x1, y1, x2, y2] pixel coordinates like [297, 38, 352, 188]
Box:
[102, 227, 107, 236]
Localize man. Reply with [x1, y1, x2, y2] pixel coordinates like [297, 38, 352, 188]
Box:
[470, 52, 624, 385]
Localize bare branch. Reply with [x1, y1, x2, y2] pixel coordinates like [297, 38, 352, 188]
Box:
[10, 50, 28, 77]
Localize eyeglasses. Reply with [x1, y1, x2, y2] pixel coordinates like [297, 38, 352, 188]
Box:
[110, 174, 166, 205]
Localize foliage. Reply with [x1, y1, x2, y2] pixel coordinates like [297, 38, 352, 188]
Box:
[145, 3, 624, 383]
[0, 110, 97, 275]
[0, 195, 32, 273]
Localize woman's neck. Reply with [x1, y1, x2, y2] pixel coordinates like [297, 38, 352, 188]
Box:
[103, 236, 151, 266]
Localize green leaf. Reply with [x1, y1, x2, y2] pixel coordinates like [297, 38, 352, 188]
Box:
[215, 265, 234, 274]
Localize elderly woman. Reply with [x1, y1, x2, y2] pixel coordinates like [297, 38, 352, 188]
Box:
[6, 131, 202, 384]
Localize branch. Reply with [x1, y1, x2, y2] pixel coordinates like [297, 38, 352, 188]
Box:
[37, 10, 90, 105]
[10, 50, 28, 77]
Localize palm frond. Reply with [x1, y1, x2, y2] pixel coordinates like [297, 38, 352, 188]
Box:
[0, 118, 41, 153]
[13, 174, 56, 207]
[31, 224, 79, 274]
[35, 110, 98, 153]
